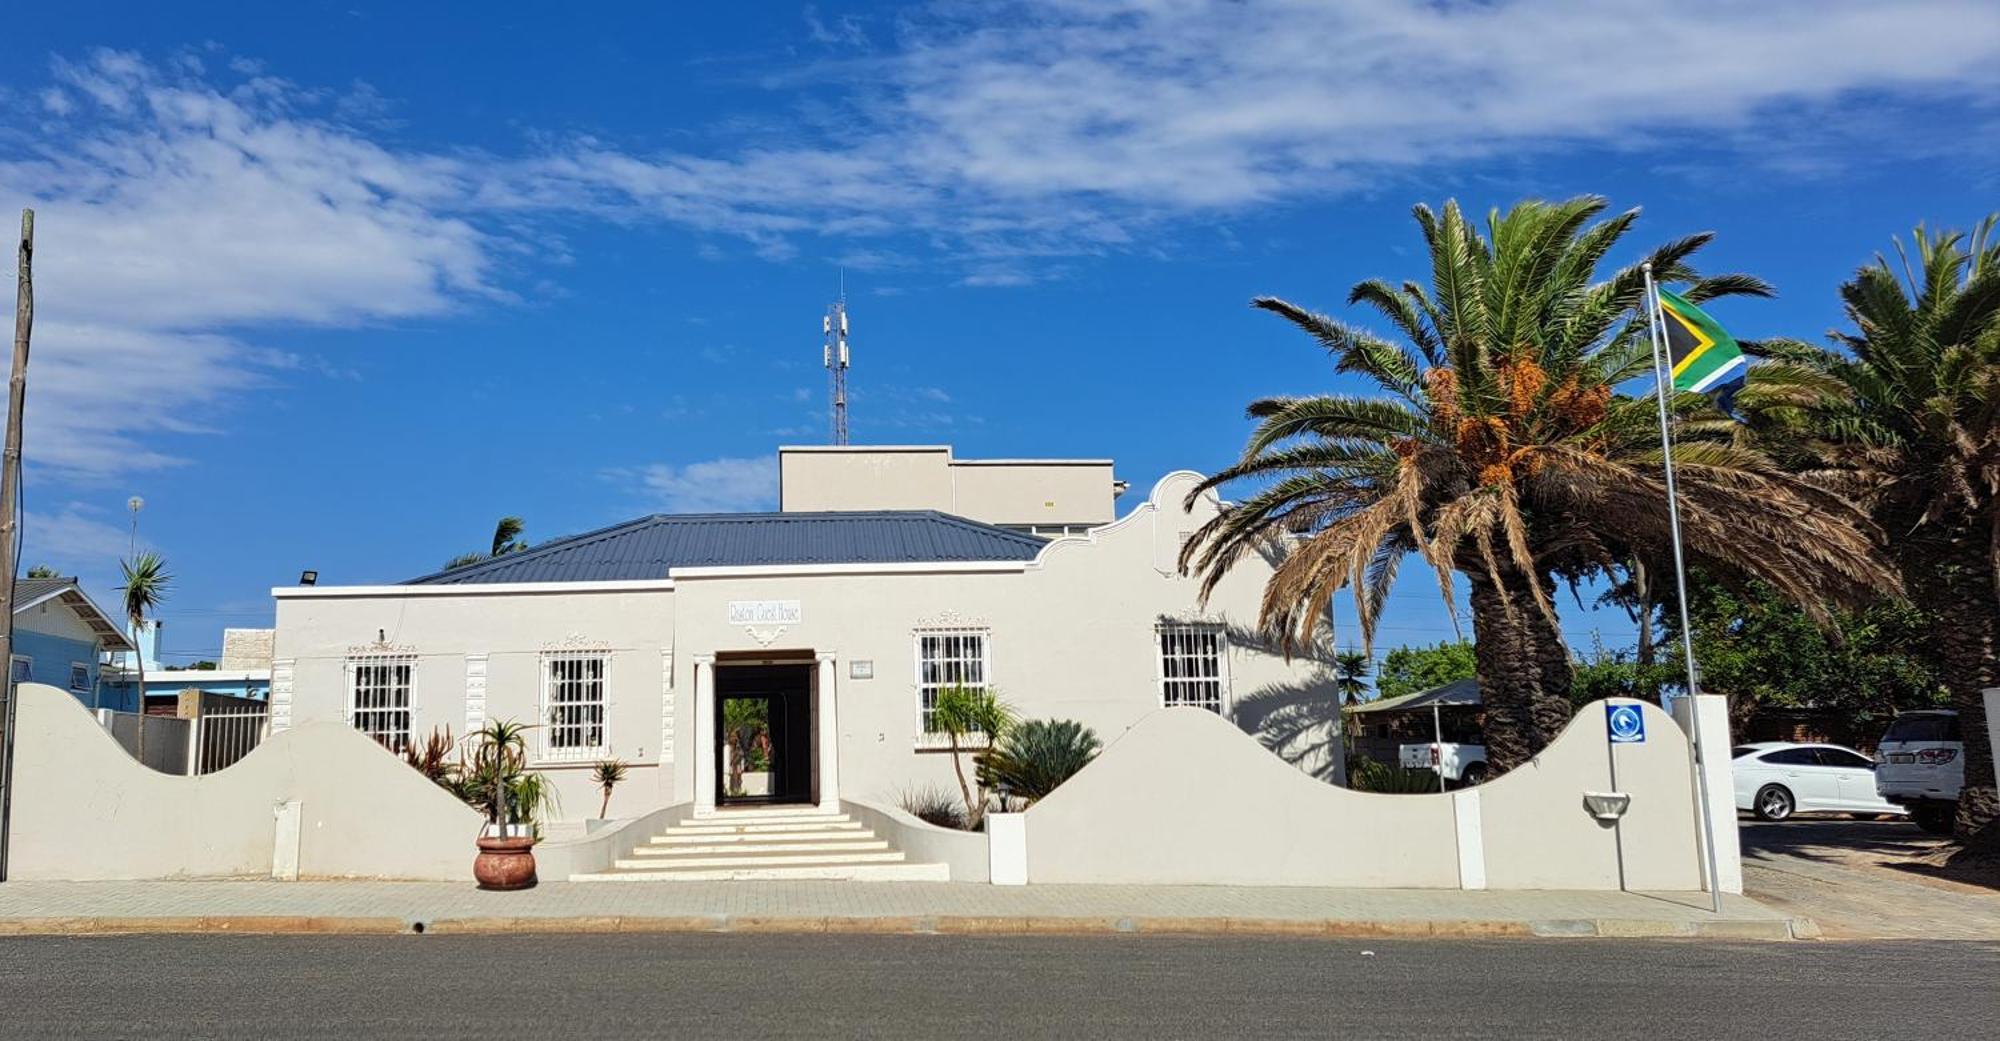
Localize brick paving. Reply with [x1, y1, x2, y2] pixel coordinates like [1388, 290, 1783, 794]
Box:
[0, 879, 1800, 938]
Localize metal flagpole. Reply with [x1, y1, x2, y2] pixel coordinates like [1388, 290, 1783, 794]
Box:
[1642, 262, 1724, 914]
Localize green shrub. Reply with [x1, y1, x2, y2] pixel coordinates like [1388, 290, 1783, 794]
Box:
[897, 784, 967, 830]
[981, 718, 1101, 804]
[1348, 757, 1443, 794]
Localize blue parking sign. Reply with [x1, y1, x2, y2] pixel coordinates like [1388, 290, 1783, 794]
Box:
[1606, 703, 1646, 744]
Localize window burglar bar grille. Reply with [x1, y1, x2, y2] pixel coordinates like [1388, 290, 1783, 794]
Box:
[348, 656, 414, 752]
[916, 629, 989, 741]
[542, 653, 609, 760]
[1158, 624, 1227, 713]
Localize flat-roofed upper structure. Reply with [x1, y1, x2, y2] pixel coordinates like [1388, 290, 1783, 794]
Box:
[778, 445, 1125, 537]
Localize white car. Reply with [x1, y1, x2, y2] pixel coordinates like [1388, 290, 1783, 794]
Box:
[1874, 710, 1964, 834]
[1732, 742, 1906, 821]
[1399, 741, 1488, 785]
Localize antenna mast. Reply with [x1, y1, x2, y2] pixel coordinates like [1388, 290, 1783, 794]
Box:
[822, 281, 850, 445]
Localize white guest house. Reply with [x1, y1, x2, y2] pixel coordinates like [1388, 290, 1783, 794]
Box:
[270, 445, 1343, 820]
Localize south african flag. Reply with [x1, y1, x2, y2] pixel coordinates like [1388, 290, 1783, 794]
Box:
[1657, 288, 1747, 397]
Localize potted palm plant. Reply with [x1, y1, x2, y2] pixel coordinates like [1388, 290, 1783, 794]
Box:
[466, 719, 544, 890]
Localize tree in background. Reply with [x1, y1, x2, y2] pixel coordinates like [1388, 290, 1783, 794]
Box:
[24, 564, 56, 578]
[1333, 651, 1372, 705]
[1747, 218, 2000, 840]
[1376, 641, 1477, 700]
[118, 552, 171, 758]
[1180, 197, 1894, 774]
[444, 516, 528, 570]
[1656, 576, 1944, 741]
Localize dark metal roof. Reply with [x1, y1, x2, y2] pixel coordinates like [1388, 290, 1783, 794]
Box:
[405, 511, 1050, 585]
[11, 576, 137, 651]
[12, 577, 70, 608]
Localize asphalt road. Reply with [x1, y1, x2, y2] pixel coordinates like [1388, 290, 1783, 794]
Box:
[1, 934, 1994, 1040]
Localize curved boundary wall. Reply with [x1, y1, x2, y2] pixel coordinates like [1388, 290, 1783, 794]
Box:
[1014, 697, 1730, 891]
[6, 683, 483, 881]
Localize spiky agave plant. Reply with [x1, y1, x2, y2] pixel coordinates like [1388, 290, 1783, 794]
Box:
[1183, 196, 1897, 772]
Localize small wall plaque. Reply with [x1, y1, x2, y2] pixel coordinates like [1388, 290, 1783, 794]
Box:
[849, 659, 875, 680]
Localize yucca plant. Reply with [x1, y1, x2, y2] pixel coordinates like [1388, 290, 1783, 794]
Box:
[592, 759, 628, 819]
[981, 718, 1101, 805]
[1183, 197, 1897, 774]
[1747, 217, 2000, 840]
[458, 719, 555, 835]
[930, 683, 1015, 828]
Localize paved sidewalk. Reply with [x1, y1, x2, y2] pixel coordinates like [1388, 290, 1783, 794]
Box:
[0, 880, 1806, 940]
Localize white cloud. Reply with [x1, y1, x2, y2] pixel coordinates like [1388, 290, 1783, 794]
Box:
[3, 50, 493, 478]
[6, 11, 1999, 478]
[604, 456, 778, 514]
[19, 501, 144, 593]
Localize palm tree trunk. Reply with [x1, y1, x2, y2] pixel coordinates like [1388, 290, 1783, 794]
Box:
[132, 625, 147, 764]
[1467, 571, 1574, 774]
[1904, 533, 2000, 843]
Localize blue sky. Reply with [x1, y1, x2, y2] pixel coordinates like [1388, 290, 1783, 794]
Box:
[2, 1, 1997, 667]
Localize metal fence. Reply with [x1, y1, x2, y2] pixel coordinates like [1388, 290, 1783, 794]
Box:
[94, 704, 269, 776]
[192, 705, 269, 774]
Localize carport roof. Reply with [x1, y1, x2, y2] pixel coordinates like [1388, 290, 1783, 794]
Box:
[404, 510, 1051, 585]
[1346, 678, 1482, 715]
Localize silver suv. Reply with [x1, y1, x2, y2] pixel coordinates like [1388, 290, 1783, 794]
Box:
[1874, 710, 1963, 834]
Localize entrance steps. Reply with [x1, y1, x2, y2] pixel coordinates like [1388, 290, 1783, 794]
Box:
[570, 808, 951, 882]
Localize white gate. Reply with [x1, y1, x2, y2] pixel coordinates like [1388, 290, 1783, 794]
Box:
[193, 705, 269, 774]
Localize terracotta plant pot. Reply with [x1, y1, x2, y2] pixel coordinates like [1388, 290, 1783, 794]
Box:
[473, 835, 538, 890]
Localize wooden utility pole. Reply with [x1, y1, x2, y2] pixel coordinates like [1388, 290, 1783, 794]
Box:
[0, 209, 34, 881]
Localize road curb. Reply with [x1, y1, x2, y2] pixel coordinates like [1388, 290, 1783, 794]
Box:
[0, 913, 1810, 940]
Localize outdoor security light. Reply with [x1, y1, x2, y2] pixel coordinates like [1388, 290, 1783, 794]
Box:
[299, 570, 318, 586]
[1583, 792, 1632, 822]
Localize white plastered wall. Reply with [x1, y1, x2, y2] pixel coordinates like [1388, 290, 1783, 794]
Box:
[670, 471, 1343, 808]
[1020, 699, 1715, 891]
[6, 683, 482, 881]
[271, 588, 676, 820]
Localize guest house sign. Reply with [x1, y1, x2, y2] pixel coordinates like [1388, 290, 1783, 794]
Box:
[728, 600, 803, 626]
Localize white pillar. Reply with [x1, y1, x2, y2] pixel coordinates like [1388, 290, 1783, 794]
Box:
[1672, 693, 1743, 895]
[692, 654, 716, 814]
[815, 651, 840, 810]
[988, 812, 1027, 885]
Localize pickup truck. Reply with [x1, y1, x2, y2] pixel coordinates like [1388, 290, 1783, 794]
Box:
[1398, 742, 1489, 785]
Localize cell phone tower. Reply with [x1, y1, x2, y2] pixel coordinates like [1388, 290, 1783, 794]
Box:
[823, 285, 850, 445]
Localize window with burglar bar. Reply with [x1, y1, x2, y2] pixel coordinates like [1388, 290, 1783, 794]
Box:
[916, 628, 990, 743]
[542, 652, 609, 760]
[68, 662, 90, 693]
[347, 656, 414, 752]
[1158, 624, 1228, 713]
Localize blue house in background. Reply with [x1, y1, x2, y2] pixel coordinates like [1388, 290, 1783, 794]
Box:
[9, 576, 134, 710]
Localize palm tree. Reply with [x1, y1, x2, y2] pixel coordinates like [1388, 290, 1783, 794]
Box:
[1333, 651, 1372, 705]
[119, 552, 171, 759]
[1748, 217, 2000, 840]
[445, 516, 527, 570]
[930, 683, 1014, 828]
[1182, 197, 1896, 773]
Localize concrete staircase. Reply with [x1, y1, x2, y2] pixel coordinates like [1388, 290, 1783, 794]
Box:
[571, 805, 951, 882]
